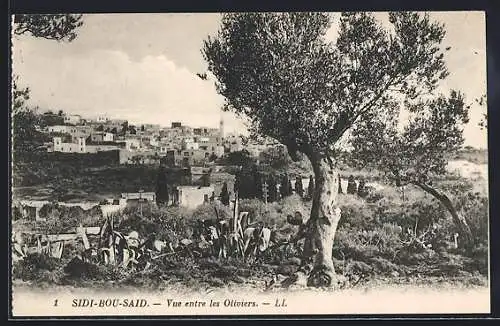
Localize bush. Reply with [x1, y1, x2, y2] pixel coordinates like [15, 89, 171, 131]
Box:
[64, 257, 131, 281]
[64, 257, 102, 280]
[397, 248, 438, 267]
[357, 179, 368, 198]
[466, 243, 488, 275]
[238, 195, 310, 229]
[368, 256, 403, 275]
[366, 190, 384, 203]
[338, 195, 376, 229]
[460, 192, 489, 246]
[238, 198, 281, 227]
[12, 253, 62, 281]
[278, 195, 310, 224]
[344, 260, 374, 280]
[433, 251, 475, 277]
[334, 224, 402, 262]
[117, 204, 194, 242]
[37, 204, 103, 234]
[346, 175, 357, 194]
[191, 202, 233, 221]
[117, 214, 160, 239]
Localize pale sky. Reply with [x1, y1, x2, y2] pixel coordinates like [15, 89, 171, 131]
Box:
[12, 12, 488, 148]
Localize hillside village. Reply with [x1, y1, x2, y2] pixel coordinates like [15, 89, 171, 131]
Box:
[13, 110, 313, 220]
[42, 112, 243, 165]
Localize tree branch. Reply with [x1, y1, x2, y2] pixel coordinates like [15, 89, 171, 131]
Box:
[410, 180, 473, 245]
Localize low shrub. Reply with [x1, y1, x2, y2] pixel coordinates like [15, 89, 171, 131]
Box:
[334, 224, 402, 262]
[238, 198, 281, 227]
[191, 202, 233, 221]
[12, 253, 62, 282]
[338, 195, 376, 229]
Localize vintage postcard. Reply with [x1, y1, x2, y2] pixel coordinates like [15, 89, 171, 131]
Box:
[10, 11, 490, 317]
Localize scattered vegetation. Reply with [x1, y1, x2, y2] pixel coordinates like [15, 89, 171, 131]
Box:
[12, 176, 488, 290]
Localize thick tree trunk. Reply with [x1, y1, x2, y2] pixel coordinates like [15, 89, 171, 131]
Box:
[412, 181, 473, 246]
[301, 155, 342, 287]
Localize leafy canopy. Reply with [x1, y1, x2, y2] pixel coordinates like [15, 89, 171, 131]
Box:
[350, 90, 469, 184]
[203, 12, 450, 161]
[13, 14, 84, 42]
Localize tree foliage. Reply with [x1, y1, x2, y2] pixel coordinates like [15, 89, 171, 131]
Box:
[349, 89, 472, 244]
[225, 149, 254, 166]
[357, 179, 368, 198]
[351, 90, 469, 184]
[259, 145, 292, 170]
[13, 14, 84, 42]
[12, 76, 30, 115]
[220, 182, 230, 205]
[476, 95, 487, 130]
[203, 12, 449, 162]
[12, 107, 41, 153]
[12, 14, 84, 156]
[235, 164, 260, 199]
[155, 166, 170, 207]
[11, 77, 48, 154]
[346, 175, 357, 194]
[41, 111, 64, 127]
[121, 121, 129, 136]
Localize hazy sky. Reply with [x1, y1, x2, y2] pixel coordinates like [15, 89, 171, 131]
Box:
[12, 12, 488, 148]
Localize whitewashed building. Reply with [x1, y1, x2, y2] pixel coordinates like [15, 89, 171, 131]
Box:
[176, 186, 214, 209]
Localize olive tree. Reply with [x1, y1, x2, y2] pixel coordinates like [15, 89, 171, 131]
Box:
[203, 12, 451, 287]
[350, 90, 473, 246]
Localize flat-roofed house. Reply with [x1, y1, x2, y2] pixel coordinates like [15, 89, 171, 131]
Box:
[176, 185, 214, 209]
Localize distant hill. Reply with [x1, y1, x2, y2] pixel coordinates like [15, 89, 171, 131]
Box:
[451, 147, 488, 165]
